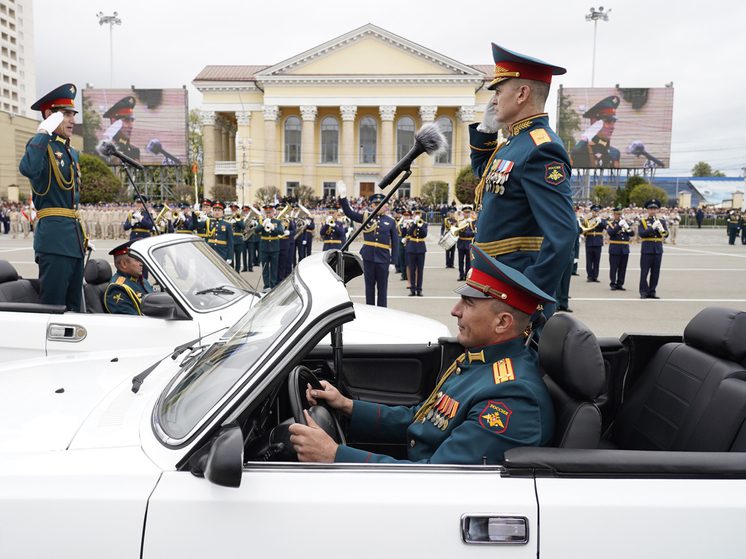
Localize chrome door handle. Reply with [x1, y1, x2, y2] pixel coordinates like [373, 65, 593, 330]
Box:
[47, 323, 87, 343]
[460, 515, 528, 544]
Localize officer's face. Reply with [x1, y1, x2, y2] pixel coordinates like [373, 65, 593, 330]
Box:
[213, 208, 224, 219]
[490, 81, 522, 125]
[452, 296, 509, 348]
[120, 255, 143, 277]
[593, 118, 616, 140]
[118, 117, 134, 140]
[48, 109, 76, 139]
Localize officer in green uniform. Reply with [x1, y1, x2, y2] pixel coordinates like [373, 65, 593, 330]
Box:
[194, 199, 212, 240]
[570, 95, 621, 169]
[288, 246, 555, 464]
[256, 204, 285, 290]
[19, 83, 87, 311]
[104, 241, 153, 315]
[469, 44, 576, 316]
[206, 201, 234, 263]
[101, 95, 140, 162]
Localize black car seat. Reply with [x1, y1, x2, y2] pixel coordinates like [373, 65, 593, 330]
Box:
[83, 259, 112, 313]
[0, 260, 40, 303]
[539, 313, 606, 448]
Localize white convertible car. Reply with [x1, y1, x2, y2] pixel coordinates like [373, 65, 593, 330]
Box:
[0, 249, 744, 558]
[0, 233, 449, 363]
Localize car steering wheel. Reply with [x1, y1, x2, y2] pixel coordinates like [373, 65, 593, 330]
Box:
[287, 365, 346, 445]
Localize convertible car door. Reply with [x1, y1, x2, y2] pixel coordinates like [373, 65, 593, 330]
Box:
[144, 465, 538, 558]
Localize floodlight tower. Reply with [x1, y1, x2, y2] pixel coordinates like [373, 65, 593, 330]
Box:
[97, 11, 122, 87]
[585, 6, 611, 87]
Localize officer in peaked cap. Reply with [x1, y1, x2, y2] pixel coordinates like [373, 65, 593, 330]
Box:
[207, 201, 234, 263]
[638, 199, 668, 299]
[104, 240, 153, 315]
[288, 245, 555, 464]
[606, 206, 634, 291]
[102, 95, 140, 161]
[580, 204, 606, 283]
[469, 44, 575, 318]
[570, 95, 621, 169]
[20, 83, 87, 311]
[338, 183, 399, 307]
[255, 203, 285, 290]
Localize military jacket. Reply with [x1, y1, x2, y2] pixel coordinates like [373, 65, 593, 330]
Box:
[638, 217, 668, 255]
[207, 217, 234, 259]
[582, 218, 607, 248]
[570, 139, 620, 169]
[606, 220, 634, 255]
[113, 135, 140, 161]
[302, 218, 315, 244]
[441, 216, 457, 235]
[255, 218, 284, 253]
[335, 337, 554, 464]
[340, 198, 399, 264]
[469, 114, 576, 298]
[456, 220, 476, 250]
[19, 133, 85, 258]
[123, 211, 155, 240]
[231, 218, 245, 246]
[320, 221, 346, 251]
[404, 222, 428, 255]
[104, 271, 153, 315]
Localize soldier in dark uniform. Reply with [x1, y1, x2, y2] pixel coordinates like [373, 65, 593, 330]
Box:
[469, 44, 576, 315]
[104, 241, 153, 315]
[442, 209, 457, 268]
[206, 201, 234, 263]
[123, 199, 155, 241]
[606, 207, 634, 291]
[19, 83, 87, 311]
[638, 199, 668, 299]
[277, 204, 295, 282]
[173, 204, 195, 234]
[741, 211, 746, 245]
[570, 96, 621, 169]
[398, 210, 410, 281]
[320, 209, 346, 251]
[288, 246, 555, 465]
[696, 207, 705, 229]
[256, 204, 284, 290]
[405, 210, 427, 297]
[456, 206, 476, 281]
[727, 210, 740, 245]
[338, 184, 400, 307]
[194, 199, 213, 240]
[102, 95, 140, 162]
[298, 213, 315, 261]
[581, 205, 606, 282]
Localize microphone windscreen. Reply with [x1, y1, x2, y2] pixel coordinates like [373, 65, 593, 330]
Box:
[415, 123, 448, 155]
[146, 139, 162, 154]
[97, 140, 116, 157]
[627, 141, 645, 156]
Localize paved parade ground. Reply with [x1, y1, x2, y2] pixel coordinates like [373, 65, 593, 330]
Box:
[2, 227, 745, 339]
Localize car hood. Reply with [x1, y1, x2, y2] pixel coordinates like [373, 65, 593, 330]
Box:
[0, 349, 168, 453]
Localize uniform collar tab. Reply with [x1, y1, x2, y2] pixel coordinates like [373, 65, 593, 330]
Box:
[509, 113, 548, 137]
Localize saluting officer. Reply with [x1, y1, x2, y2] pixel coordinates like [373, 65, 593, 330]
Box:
[469, 44, 575, 313]
[104, 241, 153, 315]
[638, 199, 668, 299]
[456, 206, 476, 281]
[101, 95, 140, 162]
[570, 95, 621, 169]
[405, 210, 427, 297]
[442, 210, 457, 269]
[19, 83, 87, 311]
[338, 183, 399, 307]
[581, 204, 606, 282]
[228, 203, 245, 272]
[606, 207, 634, 291]
[256, 204, 285, 290]
[207, 201, 234, 263]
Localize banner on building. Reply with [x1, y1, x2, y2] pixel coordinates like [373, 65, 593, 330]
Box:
[557, 86, 674, 170]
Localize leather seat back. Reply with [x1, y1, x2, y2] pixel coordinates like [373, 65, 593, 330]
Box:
[0, 260, 40, 304]
[83, 259, 112, 314]
[539, 313, 605, 448]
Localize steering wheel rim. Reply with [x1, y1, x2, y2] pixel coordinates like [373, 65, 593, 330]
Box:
[287, 365, 346, 445]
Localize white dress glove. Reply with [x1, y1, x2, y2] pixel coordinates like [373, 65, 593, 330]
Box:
[476, 102, 499, 134]
[38, 112, 64, 135]
[226, 259, 232, 265]
[336, 180, 347, 199]
[580, 120, 604, 142]
[282, 230, 290, 237]
[103, 119, 123, 140]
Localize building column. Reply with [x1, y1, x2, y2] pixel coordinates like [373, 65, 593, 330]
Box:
[340, 105, 357, 193]
[419, 106, 438, 187]
[236, 110, 252, 206]
[200, 110, 216, 198]
[227, 124, 236, 162]
[457, 106, 476, 168]
[263, 105, 280, 191]
[379, 105, 396, 179]
[300, 105, 318, 192]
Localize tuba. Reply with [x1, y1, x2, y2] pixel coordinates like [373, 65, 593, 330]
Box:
[293, 204, 312, 240]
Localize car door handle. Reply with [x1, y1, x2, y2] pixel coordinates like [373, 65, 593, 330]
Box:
[47, 323, 87, 343]
[460, 515, 528, 545]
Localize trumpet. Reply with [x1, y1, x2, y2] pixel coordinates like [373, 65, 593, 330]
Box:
[580, 216, 601, 233]
[415, 216, 424, 228]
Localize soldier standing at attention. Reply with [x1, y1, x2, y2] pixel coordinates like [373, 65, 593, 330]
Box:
[442, 209, 457, 269]
[727, 210, 740, 245]
[405, 210, 428, 297]
[228, 203, 245, 272]
[19, 84, 87, 311]
[256, 204, 284, 290]
[456, 206, 476, 281]
[638, 199, 668, 299]
[207, 201, 234, 264]
[606, 207, 633, 291]
[469, 44, 575, 314]
[580, 204, 606, 283]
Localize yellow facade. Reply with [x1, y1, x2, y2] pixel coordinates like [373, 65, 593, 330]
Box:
[193, 24, 494, 202]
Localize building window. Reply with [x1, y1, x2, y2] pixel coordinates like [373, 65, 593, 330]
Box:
[396, 117, 415, 161]
[359, 116, 377, 163]
[286, 181, 299, 196]
[435, 117, 453, 164]
[284, 116, 301, 163]
[323, 181, 336, 199]
[398, 182, 412, 198]
[320, 116, 339, 164]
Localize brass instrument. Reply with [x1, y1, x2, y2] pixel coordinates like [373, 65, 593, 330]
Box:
[276, 204, 291, 221]
[415, 216, 425, 228]
[154, 203, 173, 234]
[293, 204, 312, 240]
[580, 216, 601, 233]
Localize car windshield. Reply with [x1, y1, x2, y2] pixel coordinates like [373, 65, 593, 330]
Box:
[150, 240, 254, 311]
[156, 279, 303, 441]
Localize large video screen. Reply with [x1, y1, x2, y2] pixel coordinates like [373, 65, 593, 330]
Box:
[82, 88, 188, 166]
[557, 87, 674, 170]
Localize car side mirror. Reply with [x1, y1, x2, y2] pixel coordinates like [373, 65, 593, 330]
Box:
[141, 292, 178, 319]
[200, 424, 244, 488]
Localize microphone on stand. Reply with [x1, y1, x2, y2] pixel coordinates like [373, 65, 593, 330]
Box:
[146, 138, 182, 165]
[97, 140, 144, 170]
[627, 141, 664, 168]
[378, 123, 448, 189]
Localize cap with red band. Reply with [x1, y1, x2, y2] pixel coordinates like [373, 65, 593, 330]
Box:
[103, 96, 137, 120]
[487, 44, 566, 90]
[31, 83, 78, 114]
[582, 95, 620, 122]
[109, 240, 135, 257]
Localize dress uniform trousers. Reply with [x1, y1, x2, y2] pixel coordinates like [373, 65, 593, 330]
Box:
[609, 252, 629, 288]
[584, 237, 603, 281]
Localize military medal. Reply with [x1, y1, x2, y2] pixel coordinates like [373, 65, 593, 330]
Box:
[485, 159, 514, 195]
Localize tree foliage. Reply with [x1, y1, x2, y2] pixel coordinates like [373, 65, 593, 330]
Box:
[79, 154, 126, 204]
[455, 166, 478, 205]
[628, 182, 668, 208]
[294, 185, 315, 205]
[211, 184, 237, 202]
[691, 161, 725, 177]
[557, 90, 581, 152]
[421, 180, 449, 205]
[590, 185, 616, 207]
[255, 186, 281, 204]
[81, 96, 102, 155]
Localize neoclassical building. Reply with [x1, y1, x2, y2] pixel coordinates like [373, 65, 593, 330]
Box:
[193, 24, 493, 202]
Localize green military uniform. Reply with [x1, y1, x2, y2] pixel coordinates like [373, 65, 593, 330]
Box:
[102, 95, 140, 162]
[104, 270, 153, 315]
[256, 209, 285, 289]
[206, 202, 234, 261]
[19, 83, 86, 311]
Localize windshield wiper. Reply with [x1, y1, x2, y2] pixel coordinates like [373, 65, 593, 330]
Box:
[195, 285, 235, 296]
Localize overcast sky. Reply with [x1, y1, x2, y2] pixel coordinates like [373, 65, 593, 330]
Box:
[33, 0, 746, 177]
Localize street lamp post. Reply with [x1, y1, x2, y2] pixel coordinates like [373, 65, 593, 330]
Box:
[96, 11, 122, 87]
[585, 6, 611, 87]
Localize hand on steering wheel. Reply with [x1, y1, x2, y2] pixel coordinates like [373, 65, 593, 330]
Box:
[287, 366, 346, 445]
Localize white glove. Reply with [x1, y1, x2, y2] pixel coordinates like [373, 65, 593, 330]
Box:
[38, 112, 64, 135]
[389, 264, 396, 272]
[336, 180, 347, 199]
[477, 101, 499, 134]
[450, 226, 458, 235]
[282, 230, 290, 237]
[580, 120, 604, 142]
[619, 219, 628, 229]
[86, 240, 96, 252]
[102, 119, 123, 140]
[198, 213, 207, 223]
[132, 210, 143, 223]
[226, 259, 232, 265]
[262, 218, 273, 229]
[302, 240, 307, 245]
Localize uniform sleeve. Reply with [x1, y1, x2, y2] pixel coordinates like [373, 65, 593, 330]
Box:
[638, 220, 655, 238]
[19, 133, 52, 183]
[468, 123, 499, 179]
[104, 284, 140, 315]
[346, 399, 416, 442]
[340, 197, 364, 224]
[521, 142, 577, 295]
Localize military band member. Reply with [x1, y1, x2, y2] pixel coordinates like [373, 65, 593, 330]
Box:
[19, 83, 86, 311]
[101, 95, 140, 162]
[741, 211, 746, 245]
[174, 204, 195, 234]
[397, 211, 410, 281]
[194, 199, 213, 240]
[469, 44, 575, 313]
[256, 204, 284, 290]
[123, 201, 155, 241]
[442, 210, 457, 268]
[405, 210, 427, 297]
[240, 205, 257, 271]
[278, 205, 295, 282]
[288, 246, 555, 464]
[606, 207, 634, 291]
[320, 209, 346, 251]
[569, 95, 621, 169]
[638, 199, 668, 299]
[207, 201, 234, 263]
[668, 210, 681, 245]
[581, 205, 606, 282]
[727, 210, 740, 245]
[104, 241, 153, 315]
[228, 203, 245, 272]
[338, 183, 399, 307]
[298, 213, 315, 261]
[456, 206, 476, 281]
